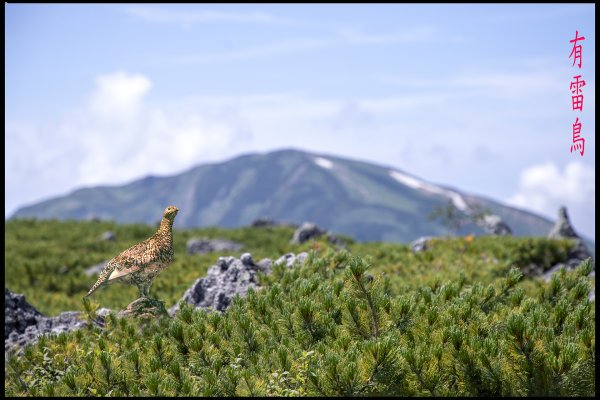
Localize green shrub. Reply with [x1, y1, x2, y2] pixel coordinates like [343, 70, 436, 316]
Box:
[4, 220, 594, 396]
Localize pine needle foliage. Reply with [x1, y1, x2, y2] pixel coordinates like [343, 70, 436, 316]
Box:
[4, 219, 595, 396]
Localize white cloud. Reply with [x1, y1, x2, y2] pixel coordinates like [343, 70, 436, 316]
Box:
[5, 71, 250, 214]
[88, 72, 151, 120]
[507, 161, 595, 238]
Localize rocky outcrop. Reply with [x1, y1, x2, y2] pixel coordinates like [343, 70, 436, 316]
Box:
[5, 288, 125, 357]
[548, 207, 579, 238]
[291, 222, 326, 244]
[291, 222, 344, 247]
[275, 252, 309, 268]
[542, 207, 594, 299]
[121, 297, 168, 319]
[100, 231, 116, 241]
[547, 206, 592, 262]
[186, 238, 244, 255]
[5, 289, 43, 340]
[85, 261, 108, 277]
[543, 207, 593, 276]
[5, 289, 90, 357]
[478, 214, 512, 236]
[169, 252, 307, 315]
[256, 258, 274, 272]
[251, 218, 299, 228]
[410, 236, 434, 253]
[520, 208, 593, 279]
[251, 218, 275, 227]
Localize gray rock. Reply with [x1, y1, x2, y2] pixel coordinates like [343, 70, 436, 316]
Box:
[410, 236, 434, 253]
[548, 206, 578, 239]
[251, 218, 299, 229]
[186, 237, 244, 255]
[169, 255, 258, 314]
[96, 308, 113, 318]
[4, 288, 43, 340]
[275, 252, 309, 268]
[540, 207, 594, 282]
[478, 214, 512, 236]
[100, 231, 116, 241]
[540, 208, 594, 297]
[170, 252, 308, 315]
[240, 252, 257, 267]
[41, 311, 88, 335]
[240, 253, 273, 273]
[548, 206, 592, 262]
[518, 207, 594, 282]
[297, 252, 309, 265]
[5, 288, 91, 357]
[291, 222, 326, 244]
[251, 218, 276, 227]
[256, 258, 273, 273]
[85, 260, 108, 277]
[120, 297, 168, 319]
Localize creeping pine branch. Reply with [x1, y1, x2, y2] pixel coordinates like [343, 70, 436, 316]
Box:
[355, 276, 379, 338]
[349, 258, 379, 338]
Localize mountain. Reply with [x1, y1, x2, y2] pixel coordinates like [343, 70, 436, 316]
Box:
[10, 149, 585, 244]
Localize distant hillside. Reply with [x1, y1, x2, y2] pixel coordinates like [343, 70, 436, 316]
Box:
[10, 149, 589, 245]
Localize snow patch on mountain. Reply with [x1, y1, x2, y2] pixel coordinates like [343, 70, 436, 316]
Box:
[314, 157, 334, 169]
[389, 170, 468, 211]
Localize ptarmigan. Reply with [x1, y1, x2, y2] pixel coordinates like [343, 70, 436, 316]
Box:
[85, 205, 179, 298]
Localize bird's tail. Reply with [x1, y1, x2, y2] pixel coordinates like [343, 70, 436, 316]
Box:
[85, 279, 104, 297]
[85, 261, 115, 297]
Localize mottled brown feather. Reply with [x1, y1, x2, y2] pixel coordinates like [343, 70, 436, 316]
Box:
[85, 206, 178, 297]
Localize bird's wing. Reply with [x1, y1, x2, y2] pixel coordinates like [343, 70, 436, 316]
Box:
[108, 265, 141, 281]
[107, 239, 161, 282]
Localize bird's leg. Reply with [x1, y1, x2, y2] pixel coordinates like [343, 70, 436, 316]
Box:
[137, 282, 150, 299]
[142, 282, 153, 299]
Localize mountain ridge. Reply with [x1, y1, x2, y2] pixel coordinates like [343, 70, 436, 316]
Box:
[11, 148, 592, 246]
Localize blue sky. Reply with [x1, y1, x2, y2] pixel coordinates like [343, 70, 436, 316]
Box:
[5, 4, 596, 239]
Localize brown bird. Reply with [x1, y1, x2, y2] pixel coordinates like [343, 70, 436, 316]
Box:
[85, 205, 179, 298]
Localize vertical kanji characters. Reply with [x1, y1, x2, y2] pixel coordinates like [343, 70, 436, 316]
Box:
[568, 31, 586, 156]
[570, 117, 585, 156]
[570, 75, 586, 111]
